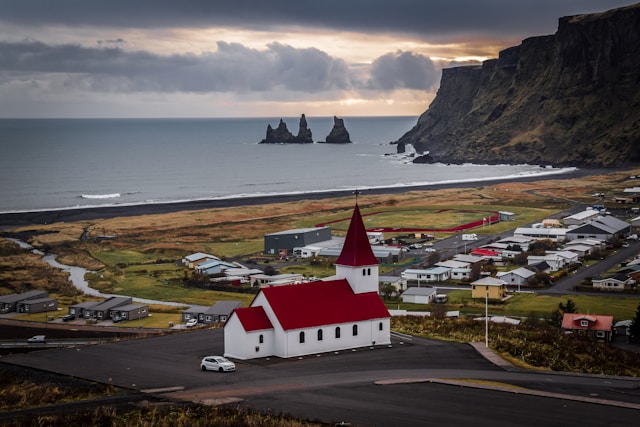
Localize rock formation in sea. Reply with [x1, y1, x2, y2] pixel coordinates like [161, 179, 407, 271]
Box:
[393, 3, 640, 167]
[259, 114, 313, 144]
[320, 116, 352, 144]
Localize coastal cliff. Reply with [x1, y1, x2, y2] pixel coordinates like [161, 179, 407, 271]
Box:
[394, 3, 640, 167]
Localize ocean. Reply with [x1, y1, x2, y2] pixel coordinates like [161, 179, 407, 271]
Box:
[0, 117, 575, 213]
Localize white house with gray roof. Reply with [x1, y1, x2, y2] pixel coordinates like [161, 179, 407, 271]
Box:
[401, 287, 436, 304]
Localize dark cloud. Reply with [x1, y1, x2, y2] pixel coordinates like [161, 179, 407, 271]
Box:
[0, 1, 636, 40]
[0, 40, 376, 94]
[369, 51, 439, 91]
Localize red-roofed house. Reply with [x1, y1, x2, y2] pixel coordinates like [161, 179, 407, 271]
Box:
[561, 313, 614, 342]
[224, 204, 391, 359]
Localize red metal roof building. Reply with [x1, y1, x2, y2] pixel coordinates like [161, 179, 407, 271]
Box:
[561, 313, 614, 341]
[224, 204, 391, 359]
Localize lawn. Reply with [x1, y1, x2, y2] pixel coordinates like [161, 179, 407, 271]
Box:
[424, 290, 640, 320]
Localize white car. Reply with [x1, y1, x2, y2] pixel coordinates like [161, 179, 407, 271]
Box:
[186, 319, 198, 327]
[27, 335, 46, 343]
[201, 356, 236, 372]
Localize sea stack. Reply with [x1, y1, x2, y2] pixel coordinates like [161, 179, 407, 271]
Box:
[321, 116, 352, 144]
[259, 114, 313, 144]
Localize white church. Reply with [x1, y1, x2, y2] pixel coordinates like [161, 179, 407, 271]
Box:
[224, 204, 391, 360]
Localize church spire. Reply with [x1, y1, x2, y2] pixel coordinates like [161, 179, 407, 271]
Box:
[335, 204, 378, 267]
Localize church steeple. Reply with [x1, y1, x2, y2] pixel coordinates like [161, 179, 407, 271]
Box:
[335, 204, 379, 294]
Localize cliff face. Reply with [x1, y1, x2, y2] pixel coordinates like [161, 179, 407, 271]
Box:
[395, 3, 640, 167]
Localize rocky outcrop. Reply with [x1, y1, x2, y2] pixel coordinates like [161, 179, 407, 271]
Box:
[260, 114, 313, 144]
[320, 116, 352, 144]
[393, 3, 640, 167]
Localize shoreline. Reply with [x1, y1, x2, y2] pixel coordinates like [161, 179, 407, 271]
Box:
[0, 168, 613, 229]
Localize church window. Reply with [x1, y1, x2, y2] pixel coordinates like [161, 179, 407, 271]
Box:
[299, 331, 305, 343]
[259, 334, 264, 344]
[367, 268, 371, 275]
[352, 324, 358, 336]
[362, 268, 366, 276]
[379, 322, 383, 331]
[317, 329, 323, 341]
[335, 327, 341, 338]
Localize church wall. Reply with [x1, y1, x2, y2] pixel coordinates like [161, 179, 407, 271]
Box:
[224, 315, 276, 360]
[282, 318, 390, 358]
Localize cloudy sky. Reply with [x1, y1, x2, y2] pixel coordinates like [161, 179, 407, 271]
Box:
[0, 0, 636, 118]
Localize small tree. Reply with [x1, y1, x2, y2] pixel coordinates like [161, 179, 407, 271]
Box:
[558, 298, 578, 314]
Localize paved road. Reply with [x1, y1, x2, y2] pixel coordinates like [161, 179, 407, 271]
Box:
[2, 328, 639, 426]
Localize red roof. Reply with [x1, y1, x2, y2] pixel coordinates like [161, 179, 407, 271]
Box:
[233, 306, 274, 331]
[561, 313, 613, 331]
[471, 248, 500, 256]
[261, 279, 389, 330]
[335, 204, 379, 267]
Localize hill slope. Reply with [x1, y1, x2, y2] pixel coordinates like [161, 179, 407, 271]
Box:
[395, 3, 640, 167]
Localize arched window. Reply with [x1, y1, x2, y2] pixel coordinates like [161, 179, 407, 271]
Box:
[362, 268, 366, 276]
[299, 331, 305, 343]
[352, 324, 358, 336]
[259, 334, 264, 344]
[379, 322, 383, 331]
[317, 329, 323, 341]
[335, 327, 341, 339]
[367, 268, 371, 275]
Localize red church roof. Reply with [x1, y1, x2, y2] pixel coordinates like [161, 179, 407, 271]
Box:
[233, 306, 274, 331]
[335, 204, 379, 267]
[261, 279, 389, 330]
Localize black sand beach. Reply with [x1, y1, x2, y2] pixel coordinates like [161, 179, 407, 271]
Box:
[0, 168, 609, 229]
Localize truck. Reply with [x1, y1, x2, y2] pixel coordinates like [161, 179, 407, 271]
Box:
[461, 234, 478, 241]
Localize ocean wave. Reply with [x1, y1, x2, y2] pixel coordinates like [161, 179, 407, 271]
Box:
[80, 193, 121, 199]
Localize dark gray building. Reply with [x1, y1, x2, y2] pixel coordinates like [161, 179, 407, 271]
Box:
[182, 300, 242, 324]
[16, 297, 58, 314]
[264, 227, 332, 255]
[0, 290, 49, 313]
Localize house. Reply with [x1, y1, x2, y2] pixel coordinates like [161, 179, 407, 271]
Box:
[453, 254, 484, 265]
[496, 267, 536, 288]
[195, 259, 237, 275]
[591, 273, 633, 291]
[83, 296, 132, 320]
[547, 250, 580, 265]
[513, 226, 567, 242]
[183, 252, 220, 269]
[224, 204, 391, 360]
[251, 273, 304, 287]
[401, 267, 450, 284]
[401, 287, 436, 304]
[0, 290, 49, 313]
[527, 254, 567, 272]
[497, 236, 532, 252]
[565, 216, 631, 242]
[68, 301, 101, 319]
[379, 275, 406, 294]
[183, 301, 242, 324]
[264, 227, 332, 256]
[109, 303, 148, 321]
[16, 297, 58, 314]
[562, 210, 602, 226]
[471, 277, 507, 300]
[561, 313, 614, 341]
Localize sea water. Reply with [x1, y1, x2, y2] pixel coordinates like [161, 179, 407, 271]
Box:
[0, 117, 574, 213]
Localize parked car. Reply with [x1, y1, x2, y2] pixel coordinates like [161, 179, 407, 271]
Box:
[186, 318, 198, 328]
[201, 356, 236, 372]
[112, 316, 124, 323]
[62, 314, 74, 322]
[424, 248, 437, 253]
[27, 335, 46, 343]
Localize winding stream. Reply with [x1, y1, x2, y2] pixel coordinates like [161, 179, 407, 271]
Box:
[7, 238, 185, 307]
